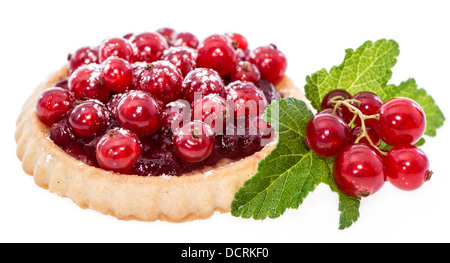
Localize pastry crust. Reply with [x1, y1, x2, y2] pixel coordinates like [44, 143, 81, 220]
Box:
[15, 65, 308, 222]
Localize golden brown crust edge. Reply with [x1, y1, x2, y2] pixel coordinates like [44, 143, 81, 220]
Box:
[15, 65, 307, 222]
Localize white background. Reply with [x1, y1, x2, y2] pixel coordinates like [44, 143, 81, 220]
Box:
[1, 0, 449, 243]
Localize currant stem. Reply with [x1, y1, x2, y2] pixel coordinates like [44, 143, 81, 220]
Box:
[329, 97, 385, 156]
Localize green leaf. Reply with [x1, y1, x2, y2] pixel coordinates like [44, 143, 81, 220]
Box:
[320, 157, 361, 230]
[305, 39, 400, 111]
[231, 98, 360, 229]
[231, 98, 322, 219]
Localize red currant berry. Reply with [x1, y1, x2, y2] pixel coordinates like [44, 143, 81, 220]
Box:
[333, 144, 385, 198]
[196, 35, 238, 76]
[130, 32, 168, 63]
[107, 93, 124, 117]
[162, 46, 197, 77]
[320, 89, 352, 111]
[317, 108, 344, 119]
[156, 27, 176, 44]
[68, 46, 99, 74]
[130, 62, 148, 90]
[96, 128, 142, 174]
[68, 100, 110, 138]
[50, 118, 76, 146]
[68, 64, 110, 103]
[376, 97, 426, 146]
[342, 92, 383, 127]
[257, 79, 281, 104]
[247, 44, 287, 84]
[351, 126, 381, 147]
[182, 68, 225, 103]
[225, 32, 248, 50]
[36, 87, 75, 126]
[171, 32, 199, 49]
[100, 57, 133, 92]
[137, 61, 183, 104]
[305, 113, 352, 158]
[385, 144, 432, 191]
[116, 90, 162, 137]
[161, 99, 191, 133]
[122, 33, 134, 40]
[173, 121, 215, 163]
[192, 94, 230, 134]
[230, 61, 261, 84]
[226, 81, 268, 118]
[99, 37, 134, 63]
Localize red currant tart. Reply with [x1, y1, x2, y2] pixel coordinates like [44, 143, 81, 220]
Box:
[16, 29, 300, 222]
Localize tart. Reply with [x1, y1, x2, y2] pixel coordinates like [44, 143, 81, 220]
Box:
[15, 29, 307, 222]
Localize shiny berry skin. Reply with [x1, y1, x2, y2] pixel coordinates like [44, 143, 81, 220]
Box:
[305, 113, 352, 158]
[137, 60, 183, 104]
[100, 57, 133, 92]
[202, 34, 233, 45]
[230, 61, 261, 84]
[99, 37, 134, 63]
[36, 87, 75, 126]
[156, 27, 176, 44]
[171, 32, 199, 49]
[196, 35, 238, 76]
[247, 44, 287, 84]
[173, 121, 215, 163]
[226, 81, 268, 118]
[68, 100, 110, 138]
[320, 89, 352, 111]
[130, 62, 148, 89]
[317, 108, 344, 119]
[343, 92, 383, 127]
[96, 128, 142, 174]
[116, 90, 162, 137]
[385, 144, 431, 191]
[182, 68, 225, 103]
[376, 97, 426, 146]
[50, 118, 75, 146]
[351, 126, 381, 147]
[257, 79, 281, 104]
[333, 144, 386, 198]
[68, 64, 110, 103]
[162, 46, 197, 77]
[191, 94, 230, 134]
[130, 32, 169, 63]
[68, 46, 99, 74]
[161, 99, 191, 133]
[225, 32, 248, 50]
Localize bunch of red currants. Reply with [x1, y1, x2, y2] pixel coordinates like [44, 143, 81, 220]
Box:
[305, 89, 432, 198]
